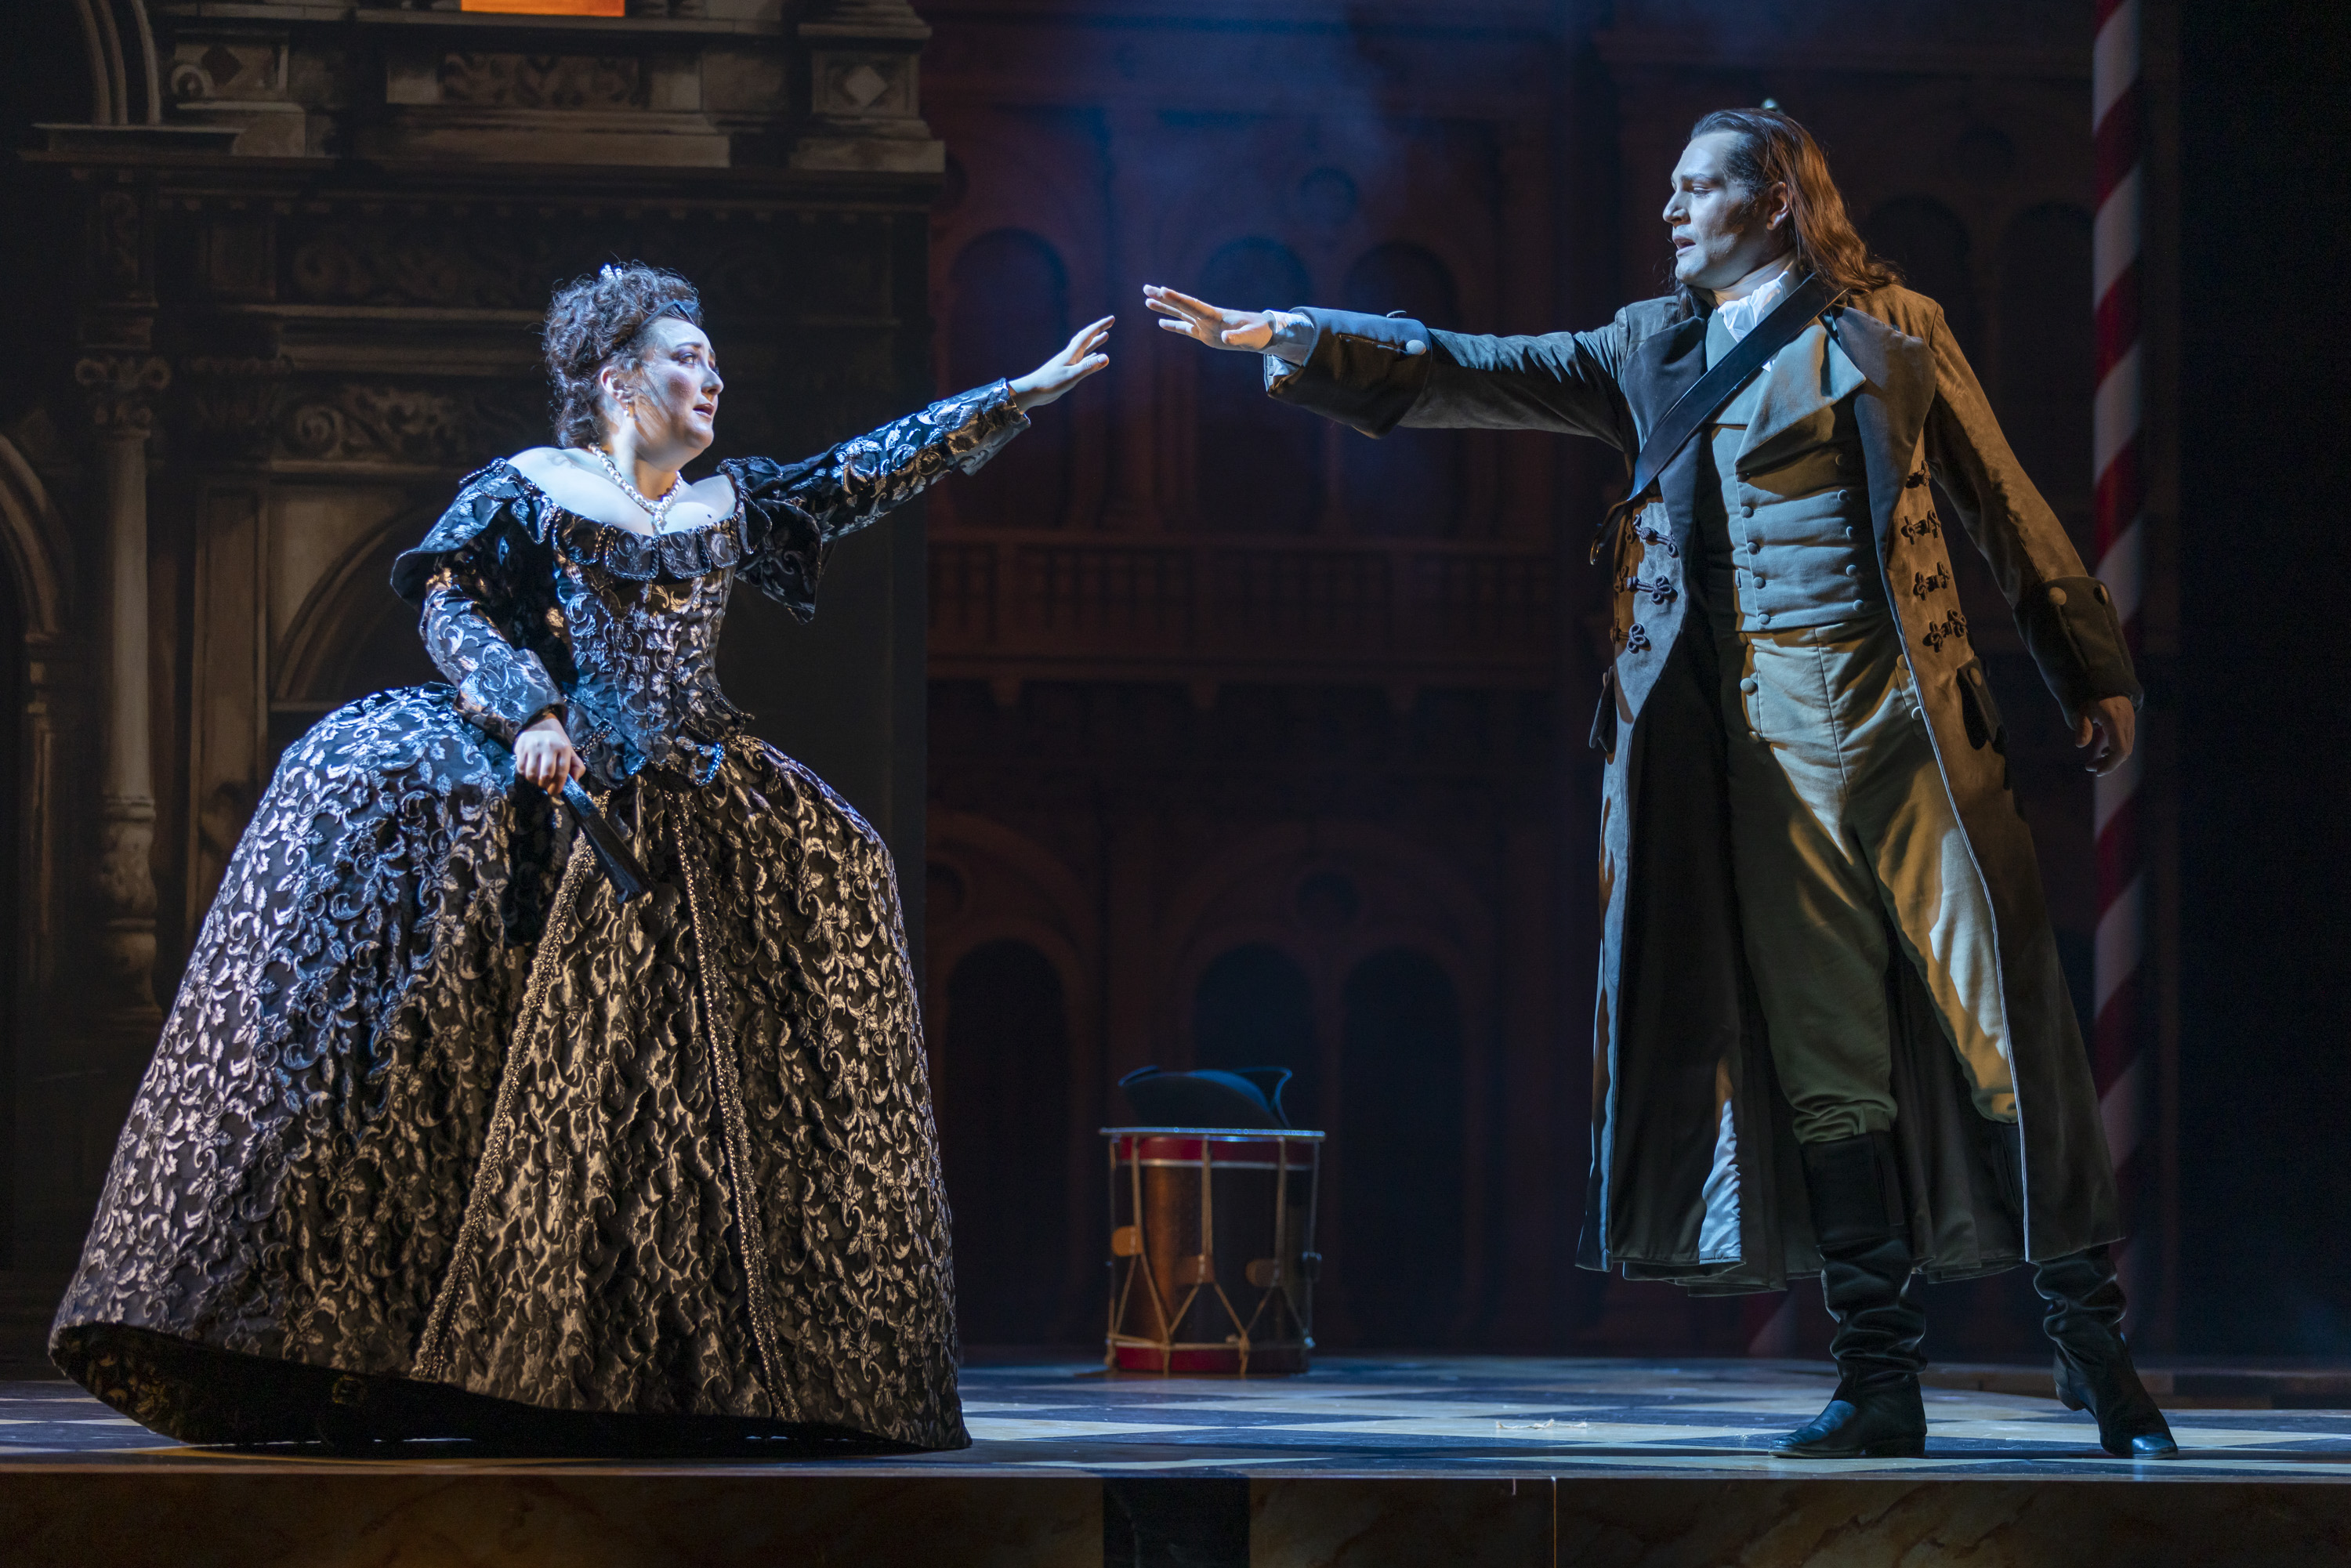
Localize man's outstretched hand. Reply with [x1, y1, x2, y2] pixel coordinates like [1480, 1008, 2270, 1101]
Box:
[1144, 285, 1277, 352]
[2074, 695, 2136, 776]
[1009, 316, 1115, 410]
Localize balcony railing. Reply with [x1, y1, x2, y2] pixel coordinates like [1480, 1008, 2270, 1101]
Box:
[929, 530, 1559, 690]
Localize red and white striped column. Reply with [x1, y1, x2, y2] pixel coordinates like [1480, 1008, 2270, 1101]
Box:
[2092, 0, 2149, 1305]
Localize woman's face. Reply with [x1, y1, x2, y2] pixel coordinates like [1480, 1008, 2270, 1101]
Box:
[602, 315, 723, 456]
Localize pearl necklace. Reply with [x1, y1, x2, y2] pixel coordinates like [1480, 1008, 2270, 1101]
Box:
[589, 446, 685, 532]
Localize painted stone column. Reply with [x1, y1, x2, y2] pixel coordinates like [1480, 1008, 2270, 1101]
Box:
[73, 351, 169, 1023]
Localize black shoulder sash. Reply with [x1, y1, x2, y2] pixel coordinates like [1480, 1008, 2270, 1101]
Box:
[1592, 273, 1840, 557]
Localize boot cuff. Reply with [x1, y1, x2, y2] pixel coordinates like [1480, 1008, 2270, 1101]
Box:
[1800, 1131, 1907, 1248]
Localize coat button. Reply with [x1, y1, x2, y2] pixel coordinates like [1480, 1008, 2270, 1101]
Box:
[1740, 677, 1759, 693]
[1844, 563, 1861, 577]
[1741, 503, 1755, 517]
[1404, 339, 1426, 354]
[1748, 538, 1762, 552]
[1753, 575, 1768, 587]
[1756, 611, 1773, 625]
[2048, 585, 2069, 606]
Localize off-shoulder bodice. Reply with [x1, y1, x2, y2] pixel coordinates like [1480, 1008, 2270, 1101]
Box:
[389, 381, 1025, 785]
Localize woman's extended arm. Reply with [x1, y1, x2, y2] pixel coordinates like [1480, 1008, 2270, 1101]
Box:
[730, 319, 1112, 616]
[771, 317, 1111, 543]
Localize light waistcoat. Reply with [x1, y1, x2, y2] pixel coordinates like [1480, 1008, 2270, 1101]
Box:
[1695, 309, 1882, 632]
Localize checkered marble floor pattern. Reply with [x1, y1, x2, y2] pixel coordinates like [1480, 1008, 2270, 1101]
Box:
[6, 1358, 2350, 1479]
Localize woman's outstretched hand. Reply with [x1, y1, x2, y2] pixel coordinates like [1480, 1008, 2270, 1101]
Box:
[515, 711, 586, 794]
[1009, 316, 1114, 410]
[1143, 285, 1275, 352]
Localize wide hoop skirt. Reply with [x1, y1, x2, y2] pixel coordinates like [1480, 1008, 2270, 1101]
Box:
[50, 684, 966, 1450]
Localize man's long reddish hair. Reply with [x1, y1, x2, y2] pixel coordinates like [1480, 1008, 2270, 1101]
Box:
[1689, 107, 1900, 297]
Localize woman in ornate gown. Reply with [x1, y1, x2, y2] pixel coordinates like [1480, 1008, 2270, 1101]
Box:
[49, 264, 1112, 1450]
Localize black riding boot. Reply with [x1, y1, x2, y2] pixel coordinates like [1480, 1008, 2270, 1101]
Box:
[1772, 1130, 1928, 1458]
[2034, 1244, 2178, 1458]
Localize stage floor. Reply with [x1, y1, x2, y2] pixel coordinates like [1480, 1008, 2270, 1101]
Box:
[7, 1357, 2351, 1566]
[7, 1355, 2351, 1479]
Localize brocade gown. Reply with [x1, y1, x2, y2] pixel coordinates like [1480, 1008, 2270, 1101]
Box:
[50, 382, 1029, 1450]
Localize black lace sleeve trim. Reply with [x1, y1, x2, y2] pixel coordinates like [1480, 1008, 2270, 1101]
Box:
[391, 462, 542, 604]
[722, 455, 828, 621]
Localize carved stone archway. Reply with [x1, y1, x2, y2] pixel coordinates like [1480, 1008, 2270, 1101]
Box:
[272, 503, 440, 717]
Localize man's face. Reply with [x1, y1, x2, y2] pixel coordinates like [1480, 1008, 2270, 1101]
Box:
[1664, 132, 1791, 292]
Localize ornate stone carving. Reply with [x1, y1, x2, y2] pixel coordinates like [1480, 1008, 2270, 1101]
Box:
[171, 40, 283, 102]
[74, 355, 172, 437]
[795, 0, 940, 172]
[274, 383, 544, 465]
[288, 227, 546, 309]
[97, 190, 143, 290]
[97, 796, 159, 1017]
[98, 800, 160, 925]
[437, 53, 649, 111]
[187, 357, 295, 458]
[284, 220, 806, 312]
[819, 57, 908, 116]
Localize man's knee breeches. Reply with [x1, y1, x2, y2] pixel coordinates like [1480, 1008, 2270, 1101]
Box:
[1715, 614, 2016, 1144]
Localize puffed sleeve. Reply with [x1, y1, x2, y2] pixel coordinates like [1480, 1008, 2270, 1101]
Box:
[392, 465, 567, 744]
[721, 381, 1031, 621]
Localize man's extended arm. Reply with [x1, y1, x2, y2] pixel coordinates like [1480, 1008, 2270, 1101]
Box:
[1146, 284, 1639, 449]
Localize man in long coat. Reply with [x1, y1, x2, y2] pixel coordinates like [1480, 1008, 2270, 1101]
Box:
[1147, 107, 2175, 1459]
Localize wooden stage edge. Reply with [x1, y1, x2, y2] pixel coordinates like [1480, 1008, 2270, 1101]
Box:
[5, 1355, 2351, 1566]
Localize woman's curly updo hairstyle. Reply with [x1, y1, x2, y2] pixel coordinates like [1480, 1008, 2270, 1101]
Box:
[544, 263, 704, 449]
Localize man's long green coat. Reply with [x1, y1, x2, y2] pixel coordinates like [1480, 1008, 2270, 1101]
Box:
[1270, 283, 2141, 1290]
